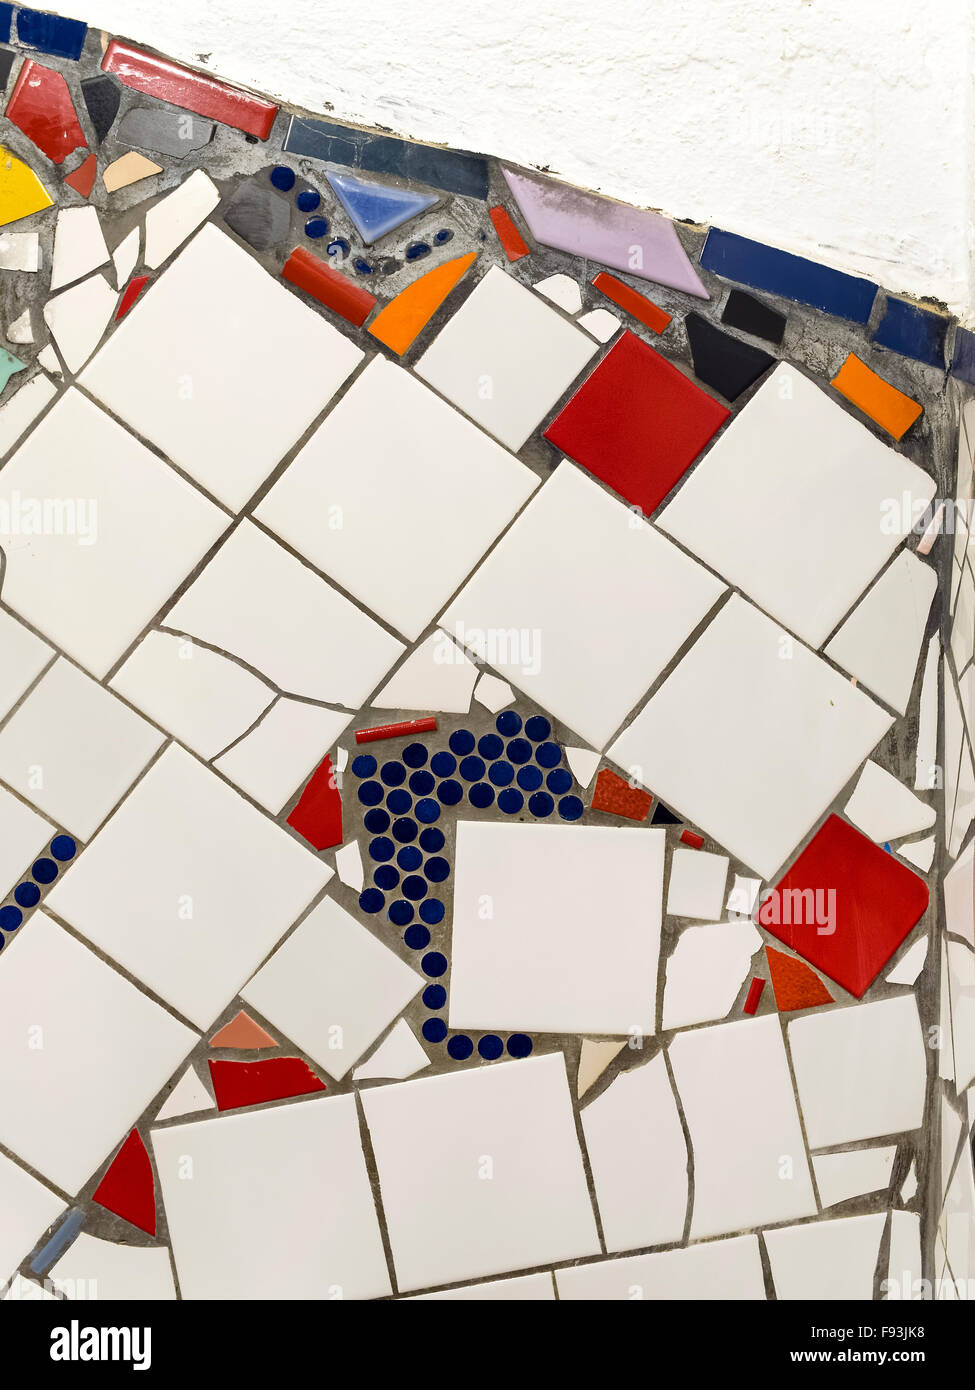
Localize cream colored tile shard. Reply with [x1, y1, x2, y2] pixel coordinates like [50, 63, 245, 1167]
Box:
[334, 839, 364, 891]
[43, 274, 117, 372]
[577, 308, 620, 342]
[111, 227, 139, 283]
[102, 150, 162, 193]
[576, 1038, 625, 1098]
[143, 169, 219, 269]
[372, 631, 478, 712]
[812, 1146, 896, 1207]
[0, 231, 40, 272]
[473, 672, 514, 713]
[154, 1065, 214, 1123]
[36, 345, 61, 374]
[887, 1211, 921, 1299]
[898, 837, 935, 873]
[565, 747, 601, 790]
[843, 760, 936, 842]
[765, 1214, 886, 1300]
[0, 1150, 65, 1284]
[6, 307, 33, 343]
[0, 608, 53, 722]
[51, 1234, 176, 1300]
[555, 1237, 765, 1300]
[0, 372, 55, 456]
[662, 920, 761, 1030]
[885, 935, 928, 985]
[406, 1273, 555, 1300]
[353, 1019, 429, 1082]
[533, 272, 583, 314]
[214, 698, 351, 814]
[50, 207, 109, 290]
[666, 847, 729, 919]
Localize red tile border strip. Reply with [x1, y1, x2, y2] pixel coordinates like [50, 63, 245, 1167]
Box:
[593, 271, 671, 334]
[102, 39, 279, 139]
[282, 247, 378, 326]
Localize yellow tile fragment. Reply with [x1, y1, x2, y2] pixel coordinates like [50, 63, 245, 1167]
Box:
[0, 145, 53, 228]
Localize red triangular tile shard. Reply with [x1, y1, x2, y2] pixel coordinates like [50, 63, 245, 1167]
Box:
[92, 1129, 157, 1236]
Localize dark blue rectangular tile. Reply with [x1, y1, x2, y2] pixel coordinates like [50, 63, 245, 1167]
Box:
[951, 325, 975, 387]
[284, 114, 489, 200]
[700, 227, 877, 324]
[15, 7, 87, 60]
[0, 4, 12, 42]
[873, 296, 949, 369]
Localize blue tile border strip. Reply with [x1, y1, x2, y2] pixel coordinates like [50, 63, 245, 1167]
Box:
[15, 7, 87, 60]
[873, 296, 950, 369]
[700, 226, 878, 324]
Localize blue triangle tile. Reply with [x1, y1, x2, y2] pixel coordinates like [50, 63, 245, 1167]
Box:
[326, 172, 437, 244]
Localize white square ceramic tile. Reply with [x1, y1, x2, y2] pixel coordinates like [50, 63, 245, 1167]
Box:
[214, 698, 350, 813]
[554, 1237, 765, 1300]
[609, 596, 893, 878]
[50, 1234, 176, 1301]
[256, 357, 539, 641]
[0, 389, 228, 679]
[241, 897, 424, 1080]
[0, 658, 164, 839]
[152, 1095, 391, 1300]
[80, 223, 364, 510]
[0, 610, 53, 722]
[0, 783, 53, 897]
[415, 265, 597, 450]
[164, 521, 403, 706]
[47, 744, 332, 1029]
[0, 1150, 65, 1282]
[788, 996, 927, 1148]
[668, 1015, 817, 1239]
[440, 462, 725, 749]
[0, 913, 195, 1193]
[666, 847, 729, 919]
[449, 822, 663, 1035]
[764, 1214, 886, 1300]
[361, 1052, 600, 1292]
[657, 363, 937, 646]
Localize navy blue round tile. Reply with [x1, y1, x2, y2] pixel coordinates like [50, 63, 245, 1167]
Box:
[397, 845, 422, 872]
[529, 791, 554, 818]
[408, 769, 435, 796]
[525, 715, 552, 742]
[359, 888, 384, 914]
[468, 782, 494, 809]
[388, 899, 414, 926]
[419, 827, 445, 853]
[406, 242, 430, 260]
[423, 1018, 448, 1043]
[459, 755, 485, 782]
[546, 767, 572, 795]
[296, 188, 321, 212]
[392, 817, 418, 843]
[558, 795, 584, 821]
[507, 738, 532, 765]
[507, 1033, 533, 1058]
[386, 788, 412, 815]
[478, 733, 504, 760]
[415, 798, 441, 824]
[403, 874, 427, 901]
[536, 741, 561, 768]
[404, 923, 430, 950]
[478, 1034, 504, 1060]
[496, 711, 522, 736]
[437, 779, 463, 806]
[0, 905, 22, 931]
[422, 951, 447, 977]
[374, 864, 399, 891]
[351, 754, 377, 778]
[447, 1034, 474, 1060]
[363, 807, 390, 834]
[305, 217, 329, 238]
[488, 760, 514, 787]
[368, 836, 394, 862]
[380, 760, 406, 787]
[50, 835, 76, 861]
[449, 729, 475, 756]
[431, 750, 456, 777]
[32, 859, 57, 884]
[14, 881, 40, 908]
[516, 765, 542, 792]
[425, 856, 450, 884]
[419, 898, 445, 926]
[403, 742, 428, 768]
[358, 780, 383, 806]
[423, 983, 446, 1009]
[270, 164, 295, 190]
[497, 788, 524, 815]
[434, 228, 453, 244]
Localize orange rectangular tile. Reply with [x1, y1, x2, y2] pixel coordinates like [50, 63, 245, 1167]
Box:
[830, 353, 922, 440]
[488, 205, 530, 262]
[593, 271, 671, 334]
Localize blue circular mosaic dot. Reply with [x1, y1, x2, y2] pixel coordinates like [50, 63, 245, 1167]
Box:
[403, 742, 428, 768]
[359, 888, 384, 914]
[423, 983, 446, 1009]
[448, 1034, 474, 1060]
[498, 788, 524, 815]
[380, 760, 406, 787]
[363, 807, 390, 834]
[388, 899, 414, 927]
[419, 898, 445, 926]
[434, 228, 453, 244]
[392, 817, 418, 843]
[403, 874, 427, 901]
[525, 715, 552, 742]
[468, 782, 495, 809]
[478, 1034, 504, 1060]
[409, 769, 435, 796]
[431, 750, 456, 777]
[415, 798, 441, 824]
[352, 754, 377, 778]
[304, 217, 329, 239]
[419, 827, 445, 853]
[438, 779, 463, 806]
[516, 764, 542, 791]
[425, 856, 450, 884]
[507, 1033, 533, 1058]
[422, 951, 447, 977]
[404, 923, 430, 950]
[496, 710, 522, 736]
[449, 729, 475, 756]
[423, 1017, 447, 1043]
[327, 237, 350, 257]
[368, 836, 394, 862]
[386, 788, 412, 815]
[507, 738, 532, 765]
[32, 859, 57, 885]
[547, 767, 572, 795]
[459, 755, 485, 782]
[406, 242, 430, 261]
[270, 165, 295, 191]
[358, 780, 383, 806]
[397, 846, 423, 872]
[529, 791, 554, 818]
[374, 864, 399, 890]
[296, 188, 321, 212]
[0, 905, 22, 931]
[14, 882, 40, 908]
[354, 258, 373, 275]
[558, 795, 584, 821]
[50, 835, 76, 861]
[488, 760, 514, 787]
[478, 733, 504, 760]
[536, 742, 561, 769]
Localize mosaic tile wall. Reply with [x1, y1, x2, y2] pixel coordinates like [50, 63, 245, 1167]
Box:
[0, 5, 970, 1304]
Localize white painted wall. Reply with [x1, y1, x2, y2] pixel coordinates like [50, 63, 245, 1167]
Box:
[45, 0, 975, 314]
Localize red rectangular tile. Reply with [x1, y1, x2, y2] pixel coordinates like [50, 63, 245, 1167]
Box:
[282, 247, 378, 326]
[102, 39, 278, 139]
[593, 271, 671, 334]
[488, 205, 530, 262]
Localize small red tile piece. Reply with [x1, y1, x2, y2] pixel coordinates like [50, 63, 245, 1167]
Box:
[92, 1130, 156, 1235]
[757, 814, 929, 998]
[488, 205, 530, 262]
[680, 830, 704, 849]
[544, 330, 731, 517]
[6, 59, 87, 165]
[209, 1010, 279, 1050]
[355, 717, 438, 744]
[115, 274, 150, 320]
[765, 945, 834, 1012]
[593, 271, 671, 334]
[743, 977, 765, 1015]
[208, 1058, 326, 1112]
[282, 247, 378, 326]
[590, 767, 651, 822]
[64, 151, 96, 198]
[101, 39, 278, 139]
[287, 754, 342, 851]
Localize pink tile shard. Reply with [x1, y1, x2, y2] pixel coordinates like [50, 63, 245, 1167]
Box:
[502, 167, 708, 299]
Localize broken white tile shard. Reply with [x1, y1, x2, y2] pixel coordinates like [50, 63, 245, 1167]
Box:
[0, 231, 40, 272]
[565, 746, 601, 790]
[361, 1053, 600, 1293]
[555, 1236, 765, 1300]
[43, 273, 117, 372]
[143, 169, 220, 269]
[886, 1211, 921, 1299]
[662, 920, 761, 1030]
[658, 363, 937, 647]
[154, 1065, 214, 1122]
[581, 1054, 687, 1252]
[5, 307, 33, 343]
[727, 874, 762, 917]
[764, 1214, 886, 1300]
[334, 839, 364, 892]
[609, 596, 893, 879]
[50, 207, 109, 290]
[406, 1273, 555, 1300]
[898, 837, 935, 873]
[0, 784, 54, 899]
[843, 761, 936, 843]
[576, 1038, 625, 1098]
[885, 936, 928, 985]
[944, 838, 975, 948]
[111, 227, 139, 283]
[666, 847, 729, 919]
[941, 948, 956, 1083]
[577, 307, 620, 342]
[533, 272, 583, 314]
[353, 1019, 429, 1082]
[214, 699, 350, 814]
[947, 940, 975, 1092]
[789, 996, 927, 1148]
[0, 609, 52, 723]
[0, 1151, 65, 1284]
[51, 1233, 176, 1300]
[900, 1161, 918, 1204]
[668, 1015, 817, 1239]
[812, 1146, 896, 1207]
[0, 371, 56, 456]
[473, 672, 514, 713]
[372, 632, 478, 712]
[36, 345, 60, 374]
[449, 822, 663, 1035]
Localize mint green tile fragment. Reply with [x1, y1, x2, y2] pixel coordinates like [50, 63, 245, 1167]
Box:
[0, 349, 26, 392]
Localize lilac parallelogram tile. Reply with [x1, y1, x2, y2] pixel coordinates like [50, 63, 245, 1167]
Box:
[502, 168, 708, 299]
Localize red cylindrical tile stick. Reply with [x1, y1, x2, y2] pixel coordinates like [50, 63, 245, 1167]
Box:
[743, 978, 765, 1015]
[355, 718, 438, 744]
